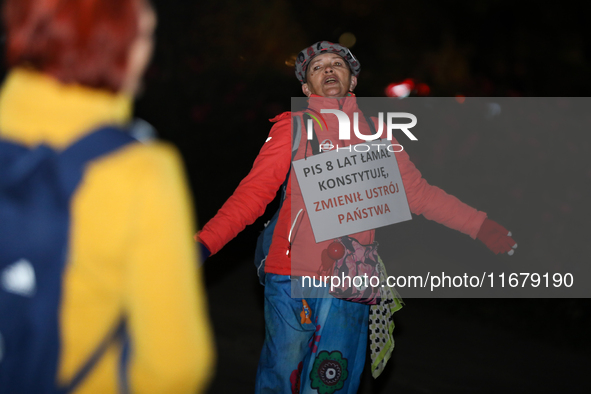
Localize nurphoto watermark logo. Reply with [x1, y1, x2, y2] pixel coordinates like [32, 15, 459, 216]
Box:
[304, 108, 418, 152]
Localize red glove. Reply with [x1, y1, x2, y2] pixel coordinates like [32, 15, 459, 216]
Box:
[477, 219, 518, 255]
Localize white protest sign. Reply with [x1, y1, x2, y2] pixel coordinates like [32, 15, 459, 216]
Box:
[292, 139, 412, 243]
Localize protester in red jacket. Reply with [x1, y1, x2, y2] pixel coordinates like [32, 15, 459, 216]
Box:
[199, 41, 516, 393]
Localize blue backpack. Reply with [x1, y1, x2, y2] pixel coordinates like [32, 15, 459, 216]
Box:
[254, 113, 377, 285]
[0, 125, 139, 393]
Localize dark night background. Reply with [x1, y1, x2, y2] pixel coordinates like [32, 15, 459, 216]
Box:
[7, 0, 591, 392]
[134, 0, 590, 393]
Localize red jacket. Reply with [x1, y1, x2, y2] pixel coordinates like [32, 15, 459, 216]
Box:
[199, 94, 487, 276]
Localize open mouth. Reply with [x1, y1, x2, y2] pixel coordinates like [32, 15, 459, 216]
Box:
[324, 77, 338, 85]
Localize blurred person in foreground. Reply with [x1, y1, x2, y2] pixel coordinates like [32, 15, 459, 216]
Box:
[0, 0, 213, 392]
[198, 41, 516, 393]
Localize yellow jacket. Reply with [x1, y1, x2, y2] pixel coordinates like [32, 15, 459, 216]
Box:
[0, 69, 214, 393]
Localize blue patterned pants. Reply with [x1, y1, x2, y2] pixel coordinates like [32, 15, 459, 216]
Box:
[255, 274, 369, 394]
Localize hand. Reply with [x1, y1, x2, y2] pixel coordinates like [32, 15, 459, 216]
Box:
[477, 218, 518, 255]
[199, 241, 211, 263]
[194, 232, 212, 264]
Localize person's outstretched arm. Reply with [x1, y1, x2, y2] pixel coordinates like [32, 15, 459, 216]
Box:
[198, 113, 292, 256]
[382, 121, 516, 254]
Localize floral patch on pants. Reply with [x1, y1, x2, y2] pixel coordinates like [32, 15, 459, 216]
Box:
[310, 351, 348, 394]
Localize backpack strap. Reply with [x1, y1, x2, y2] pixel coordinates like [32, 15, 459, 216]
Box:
[302, 112, 321, 156]
[58, 126, 137, 199]
[292, 112, 321, 161]
[56, 126, 136, 393]
[59, 318, 128, 394]
[0, 126, 136, 195]
[284, 112, 321, 197]
[365, 115, 378, 136]
[291, 116, 303, 162]
[117, 325, 132, 394]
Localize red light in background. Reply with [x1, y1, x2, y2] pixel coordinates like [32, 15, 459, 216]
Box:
[385, 80, 413, 98]
[385, 83, 394, 97]
[385, 79, 431, 97]
[402, 78, 415, 90]
[416, 83, 430, 96]
[455, 94, 466, 104]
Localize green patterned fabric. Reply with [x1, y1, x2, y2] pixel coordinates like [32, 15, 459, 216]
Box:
[309, 350, 349, 394]
[369, 256, 404, 378]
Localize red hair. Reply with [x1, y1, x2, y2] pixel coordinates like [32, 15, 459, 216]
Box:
[3, 0, 143, 92]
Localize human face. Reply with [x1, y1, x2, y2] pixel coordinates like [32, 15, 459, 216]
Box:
[302, 53, 357, 98]
[122, 0, 157, 96]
